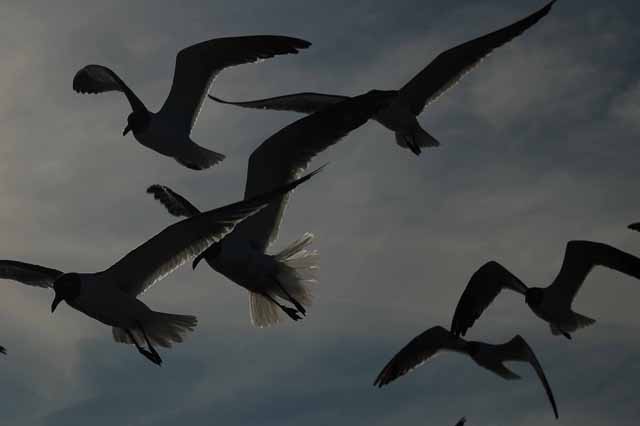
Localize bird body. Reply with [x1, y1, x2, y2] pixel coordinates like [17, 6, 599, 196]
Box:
[209, 1, 556, 155]
[73, 35, 311, 169]
[149, 90, 392, 326]
[451, 240, 639, 339]
[373, 326, 558, 418]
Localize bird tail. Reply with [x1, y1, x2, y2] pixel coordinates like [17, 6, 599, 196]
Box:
[249, 233, 319, 327]
[112, 311, 197, 348]
[176, 143, 226, 170]
[550, 312, 596, 336]
[394, 124, 440, 155]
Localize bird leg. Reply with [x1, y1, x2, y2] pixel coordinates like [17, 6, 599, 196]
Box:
[137, 321, 163, 366]
[270, 275, 306, 315]
[262, 292, 302, 321]
[560, 330, 572, 340]
[402, 134, 421, 156]
[126, 328, 161, 366]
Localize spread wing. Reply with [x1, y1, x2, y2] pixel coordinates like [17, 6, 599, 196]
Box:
[103, 169, 320, 297]
[208, 92, 349, 114]
[0, 260, 63, 288]
[147, 185, 202, 218]
[451, 261, 528, 337]
[396, 1, 556, 115]
[628, 223, 640, 232]
[227, 90, 393, 252]
[547, 240, 640, 306]
[493, 335, 559, 419]
[73, 64, 147, 113]
[373, 326, 469, 387]
[158, 35, 311, 133]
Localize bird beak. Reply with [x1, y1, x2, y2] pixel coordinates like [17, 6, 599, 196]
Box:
[192, 252, 206, 270]
[51, 293, 63, 313]
[123, 123, 132, 136]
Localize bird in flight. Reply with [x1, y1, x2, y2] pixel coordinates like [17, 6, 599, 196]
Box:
[209, 1, 556, 155]
[0, 170, 319, 365]
[374, 326, 558, 419]
[147, 89, 392, 327]
[73, 35, 311, 170]
[450, 240, 640, 339]
[628, 223, 640, 232]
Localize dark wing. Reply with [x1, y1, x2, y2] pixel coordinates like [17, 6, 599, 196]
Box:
[0, 260, 63, 288]
[73, 65, 147, 113]
[494, 335, 559, 419]
[547, 240, 640, 306]
[158, 35, 311, 133]
[227, 89, 393, 252]
[147, 185, 202, 218]
[628, 223, 640, 232]
[208, 92, 349, 114]
[373, 326, 469, 387]
[102, 169, 321, 297]
[0, 346, 5, 355]
[396, 1, 556, 115]
[451, 261, 528, 337]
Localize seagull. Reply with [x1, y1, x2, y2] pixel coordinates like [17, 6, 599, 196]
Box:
[629, 223, 640, 232]
[0, 170, 319, 365]
[147, 90, 392, 327]
[0, 346, 5, 355]
[374, 326, 559, 419]
[454, 418, 466, 426]
[209, 1, 556, 155]
[451, 241, 640, 339]
[73, 35, 311, 170]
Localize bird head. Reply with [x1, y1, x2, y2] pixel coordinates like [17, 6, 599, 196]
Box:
[123, 110, 151, 136]
[525, 287, 544, 307]
[51, 273, 82, 313]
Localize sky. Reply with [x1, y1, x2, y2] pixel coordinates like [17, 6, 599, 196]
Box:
[1, 0, 640, 424]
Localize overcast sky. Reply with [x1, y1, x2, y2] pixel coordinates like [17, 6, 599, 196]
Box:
[1, 0, 640, 425]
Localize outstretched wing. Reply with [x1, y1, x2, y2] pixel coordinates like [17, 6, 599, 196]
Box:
[228, 90, 393, 252]
[451, 261, 528, 337]
[158, 35, 311, 133]
[373, 326, 469, 387]
[396, 1, 556, 115]
[0, 260, 63, 288]
[494, 335, 559, 419]
[208, 92, 349, 114]
[73, 64, 147, 113]
[103, 169, 321, 297]
[147, 185, 202, 218]
[547, 240, 640, 306]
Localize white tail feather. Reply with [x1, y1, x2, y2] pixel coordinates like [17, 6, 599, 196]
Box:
[113, 311, 197, 348]
[249, 233, 319, 327]
[394, 125, 440, 150]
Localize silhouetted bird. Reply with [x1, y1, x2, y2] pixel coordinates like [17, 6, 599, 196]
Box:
[451, 241, 640, 339]
[374, 326, 558, 419]
[73, 35, 310, 170]
[0, 346, 5, 355]
[209, 1, 556, 155]
[454, 418, 466, 426]
[147, 90, 392, 326]
[628, 223, 640, 232]
[0, 171, 319, 365]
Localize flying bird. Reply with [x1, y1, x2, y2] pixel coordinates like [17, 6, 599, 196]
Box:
[0, 171, 319, 365]
[209, 1, 556, 155]
[374, 326, 558, 419]
[0, 346, 5, 355]
[451, 241, 640, 339]
[147, 90, 392, 327]
[73, 35, 311, 170]
[628, 223, 640, 232]
[454, 417, 466, 426]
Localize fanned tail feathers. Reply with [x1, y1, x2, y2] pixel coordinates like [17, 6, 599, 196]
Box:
[112, 311, 197, 348]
